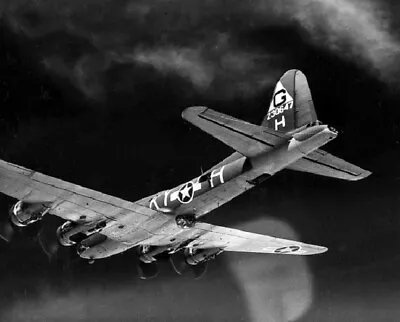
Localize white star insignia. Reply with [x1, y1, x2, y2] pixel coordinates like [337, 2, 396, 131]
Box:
[180, 185, 191, 199]
[178, 182, 194, 203]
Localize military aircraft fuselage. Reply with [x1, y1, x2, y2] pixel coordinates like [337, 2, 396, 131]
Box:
[77, 124, 337, 260]
[149, 124, 337, 214]
[149, 156, 248, 212]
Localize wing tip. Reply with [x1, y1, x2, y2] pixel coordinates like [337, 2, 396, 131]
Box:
[299, 245, 328, 255]
[349, 170, 372, 181]
[182, 106, 208, 121]
[315, 246, 328, 255]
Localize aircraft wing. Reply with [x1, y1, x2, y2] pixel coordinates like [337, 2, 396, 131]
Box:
[287, 149, 371, 181]
[0, 159, 155, 223]
[171, 221, 327, 255]
[0, 159, 326, 257]
[182, 106, 287, 157]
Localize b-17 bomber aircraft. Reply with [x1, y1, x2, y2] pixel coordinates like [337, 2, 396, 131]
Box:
[0, 70, 371, 279]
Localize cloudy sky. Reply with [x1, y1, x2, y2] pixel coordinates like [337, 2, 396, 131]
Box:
[1, 0, 400, 321]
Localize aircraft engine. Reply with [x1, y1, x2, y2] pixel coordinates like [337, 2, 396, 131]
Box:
[138, 245, 172, 263]
[9, 201, 50, 227]
[184, 247, 223, 265]
[56, 221, 80, 246]
[57, 220, 107, 247]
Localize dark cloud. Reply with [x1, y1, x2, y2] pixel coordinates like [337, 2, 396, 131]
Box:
[0, 0, 283, 100]
[2, 0, 397, 102]
[285, 0, 400, 83]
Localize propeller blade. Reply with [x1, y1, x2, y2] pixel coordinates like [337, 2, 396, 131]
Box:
[169, 251, 208, 279]
[169, 251, 189, 275]
[191, 261, 208, 279]
[0, 221, 14, 243]
[37, 229, 60, 262]
[137, 260, 159, 280]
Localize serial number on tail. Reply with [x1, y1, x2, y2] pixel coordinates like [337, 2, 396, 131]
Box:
[267, 101, 293, 121]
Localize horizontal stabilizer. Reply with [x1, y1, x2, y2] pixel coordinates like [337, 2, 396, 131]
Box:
[288, 149, 371, 181]
[182, 106, 286, 157]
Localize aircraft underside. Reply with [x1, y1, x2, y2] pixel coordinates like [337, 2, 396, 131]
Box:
[0, 69, 371, 280]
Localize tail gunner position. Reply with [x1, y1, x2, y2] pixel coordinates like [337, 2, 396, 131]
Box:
[0, 70, 370, 279]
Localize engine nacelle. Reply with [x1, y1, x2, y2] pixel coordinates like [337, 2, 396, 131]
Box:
[76, 233, 108, 255]
[57, 220, 107, 247]
[185, 247, 223, 266]
[138, 245, 173, 263]
[56, 221, 79, 246]
[9, 201, 50, 227]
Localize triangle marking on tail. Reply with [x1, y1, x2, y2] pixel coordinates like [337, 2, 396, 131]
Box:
[266, 81, 294, 131]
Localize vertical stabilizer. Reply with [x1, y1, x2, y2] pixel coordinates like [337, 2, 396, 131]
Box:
[261, 69, 318, 133]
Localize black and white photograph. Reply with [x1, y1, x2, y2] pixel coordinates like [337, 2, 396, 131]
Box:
[0, 1, 399, 321]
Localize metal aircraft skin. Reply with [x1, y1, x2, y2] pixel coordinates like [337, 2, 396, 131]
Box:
[0, 70, 371, 279]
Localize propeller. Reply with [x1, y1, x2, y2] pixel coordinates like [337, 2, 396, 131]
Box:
[0, 219, 44, 243]
[37, 225, 60, 261]
[169, 250, 189, 275]
[0, 220, 14, 243]
[137, 260, 159, 280]
[190, 261, 208, 279]
[169, 251, 208, 279]
[0, 216, 61, 262]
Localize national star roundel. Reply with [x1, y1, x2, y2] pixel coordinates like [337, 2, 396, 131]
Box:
[178, 182, 194, 204]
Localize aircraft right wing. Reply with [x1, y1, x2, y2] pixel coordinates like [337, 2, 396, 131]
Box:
[163, 221, 327, 255]
[287, 149, 371, 181]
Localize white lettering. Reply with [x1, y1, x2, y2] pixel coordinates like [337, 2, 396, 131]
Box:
[163, 190, 171, 207]
[210, 166, 225, 188]
[150, 197, 160, 210]
[273, 89, 287, 107]
[267, 101, 293, 121]
[275, 116, 286, 130]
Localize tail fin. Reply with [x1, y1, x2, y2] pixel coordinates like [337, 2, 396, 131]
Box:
[262, 69, 318, 133]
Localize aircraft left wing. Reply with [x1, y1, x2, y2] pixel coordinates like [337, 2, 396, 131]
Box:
[0, 159, 155, 223]
[170, 221, 327, 255]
